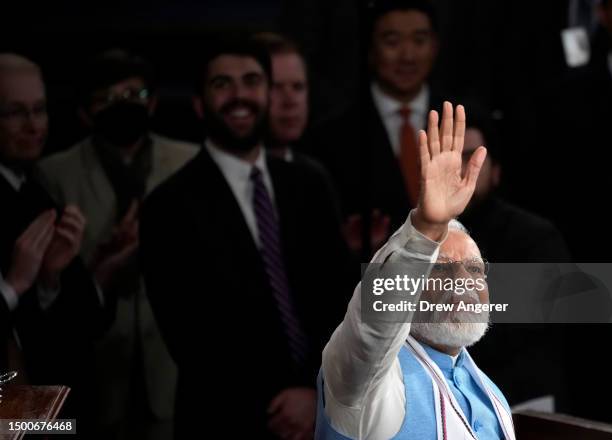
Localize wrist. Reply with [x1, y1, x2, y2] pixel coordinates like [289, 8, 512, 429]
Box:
[412, 209, 448, 242]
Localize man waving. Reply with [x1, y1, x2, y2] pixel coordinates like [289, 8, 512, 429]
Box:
[316, 102, 516, 440]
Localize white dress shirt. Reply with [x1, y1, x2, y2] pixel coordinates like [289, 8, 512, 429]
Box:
[608, 51, 612, 79]
[205, 140, 276, 247]
[0, 162, 60, 311]
[322, 210, 446, 439]
[370, 82, 430, 157]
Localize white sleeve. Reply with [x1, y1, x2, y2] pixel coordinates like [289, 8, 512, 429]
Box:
[37, 282, 62, 311]
[321, 210, 445, 438]
[0, 270, 19, 311]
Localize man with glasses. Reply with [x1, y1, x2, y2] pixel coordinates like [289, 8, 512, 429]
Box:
[0, 53, 105, 434]
[36, 49, 197, 440]
[316, 103, 516, 440]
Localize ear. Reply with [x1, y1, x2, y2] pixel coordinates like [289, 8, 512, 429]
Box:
[78, 107, 93, 128]
[193, 96, 204, 120]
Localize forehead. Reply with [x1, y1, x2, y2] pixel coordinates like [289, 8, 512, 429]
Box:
[95, 76, 146, 94]
[0, 71, 45, 104]
[374, 10, 433, 35]
[272, 53, 306, 80]
[207, 54, 265, 79]
[438, 229, 481, 261]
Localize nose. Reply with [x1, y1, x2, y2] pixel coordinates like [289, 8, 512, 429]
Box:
[280, 87, 298, 108]
[399, 43, 416, 62]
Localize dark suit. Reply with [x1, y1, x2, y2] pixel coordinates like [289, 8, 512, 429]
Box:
[307, 87, 445, 250]
[141, 147, 352, 439]
[535, 52, 612, 422]
[531, 52, 612, 261]
[0, 173, 107, 432]
[458, 196, 571, 408]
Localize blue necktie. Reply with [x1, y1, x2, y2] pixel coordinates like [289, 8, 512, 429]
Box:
[250, 166, 309, 368]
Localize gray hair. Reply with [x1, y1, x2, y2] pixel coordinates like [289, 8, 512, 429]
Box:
[0, 53, 41, 77]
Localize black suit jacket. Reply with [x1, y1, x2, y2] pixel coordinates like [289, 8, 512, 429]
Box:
[0, 173, 106, 430]
[307, 87, 445, 242]
[141, 147, 352, 439]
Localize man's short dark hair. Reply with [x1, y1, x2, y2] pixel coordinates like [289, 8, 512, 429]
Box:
[368, 0, 439, 38]
[252, 32, 304, 58]
[196, 34, 272, 95]
[80, 49, 154, 101]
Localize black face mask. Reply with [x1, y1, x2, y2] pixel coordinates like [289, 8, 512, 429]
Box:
[93, 101, 150, 147]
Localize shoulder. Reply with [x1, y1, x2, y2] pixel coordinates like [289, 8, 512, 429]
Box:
[38, 138, 91, 173]
[145, 149, 205, 209]
[151, 133, 199, 154]
[495, 198, 562, 236]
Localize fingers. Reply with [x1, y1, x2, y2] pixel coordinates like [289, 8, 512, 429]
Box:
[452, 104, 466, 153]
[120, 200, 139, 228]
[54, 226, 80, 247]
[57, 213, 85, 237]
[267, 392, 286, 415]
[63, 205, 86, 226]
[59, 206, 86, 231]
[440, 101, 454, 152]
[463, 146, 487, 189]
[31, 212, 57, 252]
[427, 110, 440, 157]
[21, 210, 55, 242]
[36, 221, 56, 253]
[418, 130, 430, 175]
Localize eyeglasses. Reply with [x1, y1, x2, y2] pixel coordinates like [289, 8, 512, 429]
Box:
[91, 87, 150, 107]
[0, 103, 47, 123]
[430, 257, 489, 280]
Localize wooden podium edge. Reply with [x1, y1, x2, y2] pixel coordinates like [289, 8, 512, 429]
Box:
[46, 386, 70, 422]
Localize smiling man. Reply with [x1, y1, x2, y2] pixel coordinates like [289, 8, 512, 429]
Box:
[140, 36, 351, 439]
[315, 103, 516, 439]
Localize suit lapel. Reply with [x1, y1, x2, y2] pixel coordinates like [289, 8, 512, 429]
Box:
[81, 139, 117, 211]
[187, 149, 262, 264]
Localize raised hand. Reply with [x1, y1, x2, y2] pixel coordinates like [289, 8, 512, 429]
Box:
[5, 210, 56, 295]
[90, 200, 140, 290]
[40, 205, 87, 288]
[412, 102, 487, 241]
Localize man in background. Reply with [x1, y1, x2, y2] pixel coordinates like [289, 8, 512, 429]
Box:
[36, 49, 198, 439]
[141, 36, 351, 439]
[0, 53, 104, 435]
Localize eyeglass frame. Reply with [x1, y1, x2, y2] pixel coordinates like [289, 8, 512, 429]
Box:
[90, 87, 151, 108]
[430, 257, 489, 280]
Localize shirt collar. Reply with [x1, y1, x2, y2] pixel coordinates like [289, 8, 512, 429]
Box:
[205, 139, 269, 181]
[370, 81, 430, 118]
[0, 161, 26, 191]
[420, 341, 465, 374]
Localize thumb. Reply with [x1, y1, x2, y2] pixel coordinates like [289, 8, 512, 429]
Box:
[267, 391, 286, 415]
[463, 146, 487, 189]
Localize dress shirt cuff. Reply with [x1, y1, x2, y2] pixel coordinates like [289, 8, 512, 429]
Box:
[37, 282, 61, 311]
[95, 281, 105, 307]
[0, 275, 19, 311]
[378, 210, 446, 265]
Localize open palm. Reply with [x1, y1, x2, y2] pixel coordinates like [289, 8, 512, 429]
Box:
[417, 102, 487, 225]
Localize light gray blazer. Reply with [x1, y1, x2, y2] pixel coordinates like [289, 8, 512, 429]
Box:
[36, 133, 198, 424]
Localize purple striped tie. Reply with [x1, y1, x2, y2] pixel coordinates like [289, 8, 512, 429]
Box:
[250, 166, 309, 368]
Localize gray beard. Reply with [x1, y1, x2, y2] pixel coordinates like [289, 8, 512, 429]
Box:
[410, 311, 490, 349]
